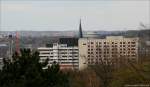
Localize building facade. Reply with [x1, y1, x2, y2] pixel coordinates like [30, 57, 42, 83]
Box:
[79, 36, 139, 70]
[0, 58, 3, 70]
[38, 43, 79, 70]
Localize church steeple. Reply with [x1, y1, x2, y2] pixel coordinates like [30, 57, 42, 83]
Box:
[79, 19, 83, 38]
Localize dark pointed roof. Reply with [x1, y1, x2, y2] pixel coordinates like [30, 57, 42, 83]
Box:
[79, 19, 83, 38]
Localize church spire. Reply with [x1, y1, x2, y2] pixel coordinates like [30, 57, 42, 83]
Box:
[79, 19, 83, 38]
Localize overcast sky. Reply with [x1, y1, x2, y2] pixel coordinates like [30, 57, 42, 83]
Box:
[0, 0, 149, 31]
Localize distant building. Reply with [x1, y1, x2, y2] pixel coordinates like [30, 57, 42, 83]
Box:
[38, 43, 79, 70]
[79, 36, 139, 70]
[45, 37, 78, 47]
[0, 43, 9, 70]
[21, 44, 34, 51]
[0, 43, 9, 58]
[0, 58, 3, 70]
[84, 31, 100, 38]
[139, 40, 150, 58]
[59, 38, 78, 46]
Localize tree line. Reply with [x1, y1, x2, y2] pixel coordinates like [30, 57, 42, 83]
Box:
[0, 49, 150, 87]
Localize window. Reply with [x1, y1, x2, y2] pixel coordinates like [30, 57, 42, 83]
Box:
[131, 52, 135, 54]
[95, 62, 98, 64]
[131, 45, 136, 47]
[62, 56, 67, 57]
[83, 43, 86, 45]
[131, 42, 135, 44]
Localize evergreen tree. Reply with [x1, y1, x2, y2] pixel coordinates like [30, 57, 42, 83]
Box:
[0, 49, 69, 87]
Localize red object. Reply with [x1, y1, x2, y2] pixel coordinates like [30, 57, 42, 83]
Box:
[59, 64, 74, 70]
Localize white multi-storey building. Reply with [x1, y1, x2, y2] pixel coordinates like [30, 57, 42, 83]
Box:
[38, 43, 79, 70]
[0, 58, 3, 70]
[79, 36, 139, 70]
